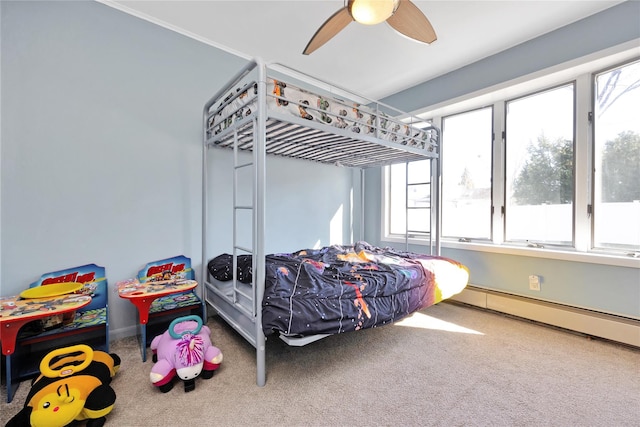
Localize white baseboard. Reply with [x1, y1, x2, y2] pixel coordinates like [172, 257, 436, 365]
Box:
[449, 286, 640, 348]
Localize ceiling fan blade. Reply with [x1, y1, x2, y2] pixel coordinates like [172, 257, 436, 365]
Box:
[303, 7, 353, 55]
[386, 0, 437, 44]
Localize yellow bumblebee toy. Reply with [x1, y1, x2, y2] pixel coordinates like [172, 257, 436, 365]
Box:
[6, 344, 120, 427]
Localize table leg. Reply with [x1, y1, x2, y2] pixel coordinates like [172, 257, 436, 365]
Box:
[127, 297, 156, 362]
[1, 319, 32, 403]
[141, 323, 147, 362]
[5, 354, 18, 403]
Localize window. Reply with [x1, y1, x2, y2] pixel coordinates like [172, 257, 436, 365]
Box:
[382, 50, 640, 261]
[505, 84, 575, 246]
[387, 160, 431, 237]
[593, 60, 640, 252]
[442, 108, 493, 240]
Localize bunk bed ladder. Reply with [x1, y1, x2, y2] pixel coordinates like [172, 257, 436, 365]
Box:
[232, 130, 254, 308]
[403, 155, 440, 256]
[200, 58, 267, 387]
[230, 98, 267, 388]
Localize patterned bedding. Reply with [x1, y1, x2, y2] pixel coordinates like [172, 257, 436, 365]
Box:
[206, 79, 436, 152]
[209, 242, 469, 338]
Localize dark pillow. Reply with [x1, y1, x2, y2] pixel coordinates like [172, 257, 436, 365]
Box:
[208, 254, 233, 281]
[208, 254, 253, 284]
[236, 254, 253, 284]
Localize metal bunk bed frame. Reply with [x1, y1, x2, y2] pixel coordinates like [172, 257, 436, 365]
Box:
[201, 58, 441, 387]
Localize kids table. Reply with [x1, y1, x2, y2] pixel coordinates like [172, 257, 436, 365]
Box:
[117, 278, 198, 361]
[0, 293, 92, 401]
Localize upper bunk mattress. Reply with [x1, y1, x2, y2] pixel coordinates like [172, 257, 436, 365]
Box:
[206, 79, 437, 158]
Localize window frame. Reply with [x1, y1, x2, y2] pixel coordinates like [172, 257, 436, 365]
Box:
[380, 46, 640, 269]
[441, 106, 495, 243]
[502, 81, 577, 248]
[590, 58, 640, 253]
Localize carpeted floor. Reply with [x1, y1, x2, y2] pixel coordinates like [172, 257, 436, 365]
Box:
[2, 302, 639, 426]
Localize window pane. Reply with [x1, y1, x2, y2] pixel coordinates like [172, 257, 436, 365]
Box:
[408, 184, 430, 208]
[505, 84, 575, 245]
[407, 208, 429, 234]
[407, 159, 430, 184]
[593, 60, 640, 251]
[388, 160, 430, 236]
[442, 108, 493, 239]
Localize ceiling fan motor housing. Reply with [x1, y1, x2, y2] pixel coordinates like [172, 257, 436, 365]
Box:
[348, 0, 400, 25]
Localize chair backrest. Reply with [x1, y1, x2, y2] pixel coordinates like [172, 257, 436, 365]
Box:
[137, 255, 193, 283]
[30, 264, 108, 311]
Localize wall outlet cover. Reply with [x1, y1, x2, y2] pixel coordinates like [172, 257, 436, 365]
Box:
[529, 275, 541, 291]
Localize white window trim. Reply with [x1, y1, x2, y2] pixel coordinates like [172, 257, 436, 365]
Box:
[574, 73, 592, 252]
[381, 231, 640, 269]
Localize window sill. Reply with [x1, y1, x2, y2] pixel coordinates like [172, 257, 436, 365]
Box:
[381, 236, 640, 268]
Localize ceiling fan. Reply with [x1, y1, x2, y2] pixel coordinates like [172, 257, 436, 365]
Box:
[303, 0, 437, 55]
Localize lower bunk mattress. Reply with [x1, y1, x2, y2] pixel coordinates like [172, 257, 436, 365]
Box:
[208, 242, 469, 338]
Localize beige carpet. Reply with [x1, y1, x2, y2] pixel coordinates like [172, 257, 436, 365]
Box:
[2, 302, 639, 426]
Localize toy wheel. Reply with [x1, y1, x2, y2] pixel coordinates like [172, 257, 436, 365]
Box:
[86, 417, 106, 427]
[184, 379, 196, 393]
[159, 381, 174, 393]
[168, 315, 203, 339]
[40, 344, 93, 378]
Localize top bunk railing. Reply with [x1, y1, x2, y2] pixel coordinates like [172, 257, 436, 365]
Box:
[267, 62, 432, 130]
[203, 58, 440, 168]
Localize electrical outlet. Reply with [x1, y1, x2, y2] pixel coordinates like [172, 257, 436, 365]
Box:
[529, 275, 541, 291]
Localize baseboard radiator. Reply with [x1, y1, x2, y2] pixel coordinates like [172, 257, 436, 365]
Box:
[449, 285, 640, 348]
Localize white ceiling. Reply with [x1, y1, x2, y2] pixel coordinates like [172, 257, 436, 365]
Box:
[102, 0, 625, 100]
